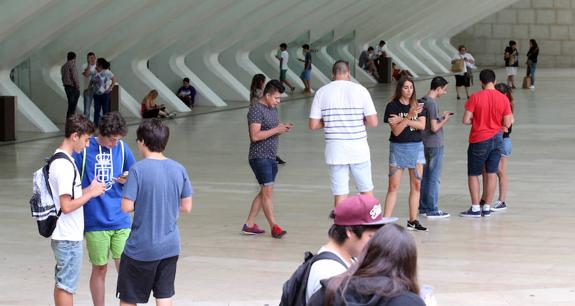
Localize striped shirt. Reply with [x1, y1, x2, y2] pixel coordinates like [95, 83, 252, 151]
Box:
[310, 80, 376, 165]
[61, 60, 79, 89]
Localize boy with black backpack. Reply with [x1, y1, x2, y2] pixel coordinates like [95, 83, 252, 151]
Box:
[47, 114, 105, 306]
[280, 195, 397, 305]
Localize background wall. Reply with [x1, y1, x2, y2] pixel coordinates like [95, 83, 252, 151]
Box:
[452, 0, 575, 68]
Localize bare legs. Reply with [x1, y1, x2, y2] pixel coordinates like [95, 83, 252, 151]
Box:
[383, 165, 422, 221]
[54, 288, 73, 306]
[245, 185, 276, 228]
[333, 190, 373, 207]
[481, 156, 508, 203]
[90, 259, 120, 306]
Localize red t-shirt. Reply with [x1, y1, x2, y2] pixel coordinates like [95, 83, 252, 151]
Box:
[465, 89, 512, 143]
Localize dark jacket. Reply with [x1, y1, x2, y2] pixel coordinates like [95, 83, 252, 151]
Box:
[308, 279, 426, 306]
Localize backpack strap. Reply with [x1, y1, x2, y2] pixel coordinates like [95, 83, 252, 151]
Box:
[48, 152, 77, 216]
[310, 251, 348, 269]
[120, 140, 125, 172]
[81, 148, 86, 181]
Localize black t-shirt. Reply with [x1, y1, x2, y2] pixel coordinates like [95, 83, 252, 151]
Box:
[527, 47, 539, 63]
[505, 46, 518, 67]
[384, 100, 427, 143]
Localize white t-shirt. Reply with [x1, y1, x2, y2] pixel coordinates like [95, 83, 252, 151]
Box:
[81, 63, 96, 91]
[48, 149, 84, 241]
[305, 246, 350, 302]
[280, 50, 289, 70]
[310, 80, 377, 165]
[453, 52, 476, 75]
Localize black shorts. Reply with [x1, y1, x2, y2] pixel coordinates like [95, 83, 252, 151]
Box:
[455, 74, 470, 87]
[116, 253, 178, 303]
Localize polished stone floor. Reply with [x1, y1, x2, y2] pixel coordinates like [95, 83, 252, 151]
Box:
[1, 69, 574, 305]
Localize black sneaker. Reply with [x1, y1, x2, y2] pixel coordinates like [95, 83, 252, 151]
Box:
[407, 220, 428, 232]
[276, 156, 287, 165]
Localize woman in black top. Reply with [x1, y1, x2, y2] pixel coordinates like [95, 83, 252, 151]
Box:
[526, 39, 539, 89]
[504, 40, 519, 89]
[481, 83, 514, 212]
[308, 224, 427, 306]
[382, 78, 427, 231]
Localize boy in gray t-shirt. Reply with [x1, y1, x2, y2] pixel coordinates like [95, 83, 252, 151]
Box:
[419, 77, 453, 218]
[117, 119, 193, 305]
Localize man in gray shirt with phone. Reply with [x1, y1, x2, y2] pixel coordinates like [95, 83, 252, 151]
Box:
[419, 77, 453, 218]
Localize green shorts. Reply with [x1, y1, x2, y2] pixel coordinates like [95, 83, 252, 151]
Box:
[85, 228, 131, 266]
[279, 69, 287, 81]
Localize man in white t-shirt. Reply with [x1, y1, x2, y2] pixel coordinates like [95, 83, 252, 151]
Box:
[275, 43, 295, 93]
[305, 195, 397, 302]
[48, 114, 105, 306]
[82, 52, 97, 119]
[309, 60, 378, 207]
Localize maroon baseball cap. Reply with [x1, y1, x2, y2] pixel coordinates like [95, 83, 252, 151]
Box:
[333, 195, 398, 226]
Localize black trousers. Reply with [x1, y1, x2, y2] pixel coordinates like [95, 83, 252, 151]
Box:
[64, 85, 80, 119]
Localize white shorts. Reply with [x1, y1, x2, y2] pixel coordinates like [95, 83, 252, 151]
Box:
[328, 160, 374, 196]
[506, 67, 517, 76]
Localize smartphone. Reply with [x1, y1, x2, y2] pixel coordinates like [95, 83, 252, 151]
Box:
[418, 102, 424, 108]
[119, 171, 129, 179]
[449, 112, 455, 115]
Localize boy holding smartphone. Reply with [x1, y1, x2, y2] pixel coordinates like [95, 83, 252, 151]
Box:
[419, 77, 453, 218]
[73, 112, 136, 306]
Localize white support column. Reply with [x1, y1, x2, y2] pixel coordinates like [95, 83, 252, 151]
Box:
[0, 0, 105, 132]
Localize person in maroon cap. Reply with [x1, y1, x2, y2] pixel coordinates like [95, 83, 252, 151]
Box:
[304, 195, 397, 302]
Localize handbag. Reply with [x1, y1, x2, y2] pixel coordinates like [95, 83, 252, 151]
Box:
[451, 59, 465, 73]
[522, 76, 531, 89]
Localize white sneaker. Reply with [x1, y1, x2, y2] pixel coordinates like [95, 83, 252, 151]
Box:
[529, 85, 535, 89]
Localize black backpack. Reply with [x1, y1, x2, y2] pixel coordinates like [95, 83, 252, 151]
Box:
[29, 152, 76, 238]
[279, 251, 347, 306]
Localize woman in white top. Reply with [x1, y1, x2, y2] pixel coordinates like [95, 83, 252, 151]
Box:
[453, 45, 476, 100]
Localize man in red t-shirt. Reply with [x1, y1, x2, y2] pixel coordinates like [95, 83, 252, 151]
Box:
[460, 69, 514, 218]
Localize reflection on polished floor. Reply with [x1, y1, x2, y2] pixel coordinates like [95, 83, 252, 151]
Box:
[1, 69, 574, 305]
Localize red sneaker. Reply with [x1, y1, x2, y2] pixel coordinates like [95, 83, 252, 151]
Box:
[271, 224, 287, 239]
[242, 223, 265, 235]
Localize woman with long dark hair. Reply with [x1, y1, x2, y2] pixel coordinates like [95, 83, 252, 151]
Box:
[481, 83, 514, 212]
[526, 39, 539, 89]
[249, 74, 266, 106]
[383, 78, 428, 231]
[308, 224, 426, 306]
[92, 58, 117, 126]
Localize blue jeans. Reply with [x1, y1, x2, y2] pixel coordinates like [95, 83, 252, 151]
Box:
[51, 240, 83, 294]
[419, 147, 444, 213]
[83, 88, 94, 118]
[527, 62, 537, 85]
[249, 158, 278, 186]
[93, 92, 111, 126]
[467, 132, 503, 176]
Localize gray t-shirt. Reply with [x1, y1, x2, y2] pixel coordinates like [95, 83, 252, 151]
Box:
[421, 96, 444, 148]
[122, 158, 193, 261]
[247, 103, 279, 160]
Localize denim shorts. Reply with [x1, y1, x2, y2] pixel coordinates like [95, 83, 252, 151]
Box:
[389, 142, 426, 169]
[249, 158, 278, 186]
[328, 160, 374, 196]
[300, 69, 312, 81]
[51, 240, 83, 294]
[467, 132, 503, 176]
[502, 137, 512, 157]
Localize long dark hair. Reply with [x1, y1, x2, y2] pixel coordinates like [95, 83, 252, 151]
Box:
[324, 224, 419, 305]
[495, 83, 514, 113]
[391, 77, 417, 109]
[249, 74, 266, 103]
[529, 39, 538, 49]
